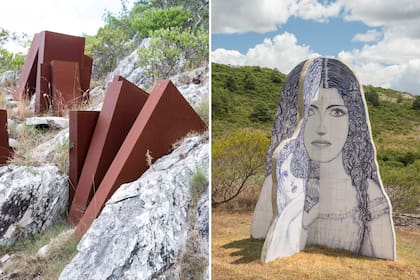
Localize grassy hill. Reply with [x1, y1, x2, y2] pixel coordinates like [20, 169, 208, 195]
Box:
[212, 63, 420, 213]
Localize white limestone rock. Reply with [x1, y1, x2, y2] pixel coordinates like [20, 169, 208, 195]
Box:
[106, 38, 152, 89]
[171, 68, 209, 107]
[196, 189, 209, 255]
[32, 128, 69, 164]
[0, 165, 68, 246]
[60, 135, 209, 280]
[0, 71, 18, 85]
[25, 116, 69, 130]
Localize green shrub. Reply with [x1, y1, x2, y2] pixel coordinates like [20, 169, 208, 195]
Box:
[249, 102, 273, 123]
[412, 96, 420, 110]
[225, 75, 237, 92]
[365, 87, 380, 106]
[137, 27, 208, 81]
[212, 128, 269, 207]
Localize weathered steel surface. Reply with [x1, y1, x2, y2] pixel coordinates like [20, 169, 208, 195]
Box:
[14, 33, 40, 101]
[68, 76, 149, 225]
[69, 110, 100, 204]
[0, 110, 10, 165]
[75, 80, 207, 235]
[51, 60, 81, 115]
[14, 31, 92, 115]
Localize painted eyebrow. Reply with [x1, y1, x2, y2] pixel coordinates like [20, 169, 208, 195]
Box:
[326, 105, 346, 110]
[310, 104, 319, 110]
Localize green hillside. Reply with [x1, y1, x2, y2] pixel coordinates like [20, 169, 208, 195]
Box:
[212, 63, 420, 213]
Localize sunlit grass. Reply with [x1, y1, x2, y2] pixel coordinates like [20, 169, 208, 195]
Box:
[212, 211, 420, 280]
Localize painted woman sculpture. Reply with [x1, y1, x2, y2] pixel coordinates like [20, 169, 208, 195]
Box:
[252, 58, 396, 263]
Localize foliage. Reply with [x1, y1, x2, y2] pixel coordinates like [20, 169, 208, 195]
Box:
[150, 0, 209, 31]
[271, 68, 282, 83]
[243, 72, 256, 90]
[412, 95, 420, 110]
[137, 27, 208, 80]
[250, 101, 273, 123]
[225, 75, 237, 92]
[212, 63, 285, 136]
[212, 88, 235, 118]
[212, 128, 269, 207]
[85, 0, 208, 80]
[85, 10, 134, 80]
[131, 7, 191, 38]
[0, 48, 25, 73]
[364, 86, 380, 106]
[190, 169, 208, 204]
[0, 28, 25, 73]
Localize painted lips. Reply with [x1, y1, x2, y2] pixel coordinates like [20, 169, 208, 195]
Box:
[311, 139, 331, 147]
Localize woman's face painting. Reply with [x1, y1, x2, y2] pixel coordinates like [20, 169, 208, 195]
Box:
[279, 153, 304, 200]
[304, 87, 349, 163]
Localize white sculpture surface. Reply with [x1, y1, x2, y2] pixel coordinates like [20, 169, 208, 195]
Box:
[254, 58, 396, 263]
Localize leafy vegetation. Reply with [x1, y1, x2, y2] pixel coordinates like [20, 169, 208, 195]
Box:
[212, 63, 420, 213]
[0, 28, 26, 73]
[85, 0, 208, 80]
[212, 129, 269, 207]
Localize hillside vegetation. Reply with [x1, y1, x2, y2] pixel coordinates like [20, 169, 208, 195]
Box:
[212, 63, 420, 213]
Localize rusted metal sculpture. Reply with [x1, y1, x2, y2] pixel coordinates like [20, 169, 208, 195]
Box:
[68, 79, 206, 235]
[14, 31, 92, 115]
[69, 110, 99, 204]
[68, 76, 149, 225]
[0, 110, 10, 165]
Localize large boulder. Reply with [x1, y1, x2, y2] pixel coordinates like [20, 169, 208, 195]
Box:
[0, 165, 68, 246]
[106, 39, 151, 88]
[60, 135, 209, 280]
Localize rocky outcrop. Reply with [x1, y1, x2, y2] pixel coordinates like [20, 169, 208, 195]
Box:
[106, 39, 151, 88]
[0, 71, 18, 85]
[60, 135, 209, 280]
[25, 116, 69, 130]
[105, 39, 208, 108]
[0, 165, 68, 246]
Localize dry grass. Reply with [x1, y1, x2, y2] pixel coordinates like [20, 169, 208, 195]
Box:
[0, 222, 79, 280]
[212, 210, 420, 280]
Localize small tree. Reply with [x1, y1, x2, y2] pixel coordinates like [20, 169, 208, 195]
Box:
[243, 72, 256, 90]
[225, 75, 237, 92]
[365, 87, 380, 106]
[250, 102, 272, 123]
[212, 129, 269, 207]
[271, 68, 282, 83]
[412, 95, 420, 110]
[137, 27, 208, 81]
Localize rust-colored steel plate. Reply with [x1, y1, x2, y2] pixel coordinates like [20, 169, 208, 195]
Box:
[51, 60, 81, 115]
[14, 33, 40, 101]
[0, 110, 10, 165]
[75, 80, 207, 235]
[69, 110, 100, 204]
[14, 31, 93, 115]
[80, 55, 93, 99]
[68, 76, 149, 225]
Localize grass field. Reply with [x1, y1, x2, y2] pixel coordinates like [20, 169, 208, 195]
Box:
[212, 211, 420, 280]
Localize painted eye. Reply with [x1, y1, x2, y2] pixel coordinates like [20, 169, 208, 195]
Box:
[308, 107, 314, 116]
[330, 107, 347, 117]
[282, 171, 288, 178]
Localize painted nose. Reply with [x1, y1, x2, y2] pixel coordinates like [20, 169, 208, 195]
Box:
[316, 122, 327, 136]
